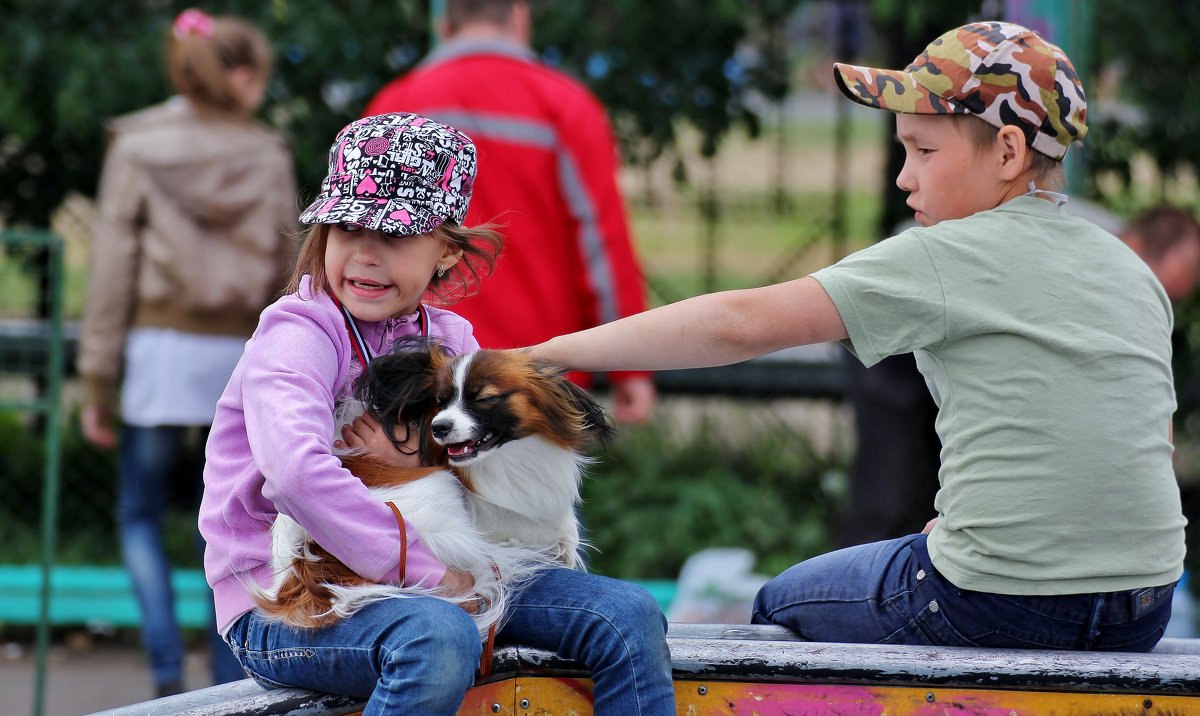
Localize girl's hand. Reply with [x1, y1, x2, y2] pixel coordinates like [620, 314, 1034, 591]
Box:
[334, 413, 421, 469]
[440, 569, 480, 614]
[81, 404, 118, 449]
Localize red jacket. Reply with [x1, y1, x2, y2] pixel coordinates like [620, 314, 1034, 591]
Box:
[364, 37, 650, 387]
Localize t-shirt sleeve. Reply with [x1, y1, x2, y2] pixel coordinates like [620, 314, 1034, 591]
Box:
[811, 230, 947, 367]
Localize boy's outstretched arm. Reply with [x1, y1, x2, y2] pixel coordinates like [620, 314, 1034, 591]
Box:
[531, 276, 847, 372]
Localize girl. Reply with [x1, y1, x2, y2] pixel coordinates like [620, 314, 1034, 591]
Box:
[199, 112, 675, 715]
[77, 8, 295, 696]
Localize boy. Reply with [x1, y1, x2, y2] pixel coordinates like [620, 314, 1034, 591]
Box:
[528, 21, 1184, 651]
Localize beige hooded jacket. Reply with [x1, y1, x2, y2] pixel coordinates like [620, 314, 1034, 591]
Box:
[77, 97, 298, 408]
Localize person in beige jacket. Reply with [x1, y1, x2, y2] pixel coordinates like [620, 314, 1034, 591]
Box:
[76, 8, 296, 697]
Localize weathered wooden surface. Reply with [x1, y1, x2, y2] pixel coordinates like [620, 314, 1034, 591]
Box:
[88, 625, 1200, 715]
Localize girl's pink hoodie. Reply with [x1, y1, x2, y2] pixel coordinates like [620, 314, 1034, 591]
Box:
[199, 276, 478, 634]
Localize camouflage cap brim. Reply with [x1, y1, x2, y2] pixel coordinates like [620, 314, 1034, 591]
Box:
[833, 62, 972, 117]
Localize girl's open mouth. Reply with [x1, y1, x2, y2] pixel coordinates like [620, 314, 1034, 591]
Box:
[347, 279, 389, 296]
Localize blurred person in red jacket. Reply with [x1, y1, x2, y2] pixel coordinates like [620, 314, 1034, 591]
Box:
[363, 0, 655, 423]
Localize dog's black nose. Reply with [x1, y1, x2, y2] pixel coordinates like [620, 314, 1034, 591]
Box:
[431, 419, 451, 440]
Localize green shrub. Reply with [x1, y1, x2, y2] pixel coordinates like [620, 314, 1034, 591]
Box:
[3, 405, 847, 580]
[580, 418, 847, 580]
[1, 409, 117, 565]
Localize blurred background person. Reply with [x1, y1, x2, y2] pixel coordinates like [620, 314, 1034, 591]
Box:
[363, 0, 656, 424]
[1120, 206, 1200, 303]
[76, 8, 297, 697]
[1120, 205, 1200, 638]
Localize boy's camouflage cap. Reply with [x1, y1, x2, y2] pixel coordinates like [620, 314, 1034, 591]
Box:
[833, 21, 1086, 159]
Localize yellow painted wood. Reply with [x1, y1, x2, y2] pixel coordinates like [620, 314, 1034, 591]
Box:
[673, 680, 1200, 715]
[444, 677, 1200, 715]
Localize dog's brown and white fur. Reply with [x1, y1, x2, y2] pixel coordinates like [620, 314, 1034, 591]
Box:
[255, 347, 612, 637]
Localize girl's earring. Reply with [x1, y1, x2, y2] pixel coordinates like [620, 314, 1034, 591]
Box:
[437, 266, 447, 278]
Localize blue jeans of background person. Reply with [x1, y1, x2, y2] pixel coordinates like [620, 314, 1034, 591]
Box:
[117, 425, 244, 690]
[752, 533, 1174, 652]
[226, 568, 675, 716]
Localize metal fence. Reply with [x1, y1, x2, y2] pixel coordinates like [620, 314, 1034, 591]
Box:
[0, 229, 66, 716]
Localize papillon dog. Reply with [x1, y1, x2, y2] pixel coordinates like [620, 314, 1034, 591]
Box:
[255, 346, 613, 638]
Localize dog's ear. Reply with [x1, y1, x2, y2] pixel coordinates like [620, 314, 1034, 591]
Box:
[528, 357, 616, 446]
[355, 344, 438, 452]
[561, 377, 616, 445]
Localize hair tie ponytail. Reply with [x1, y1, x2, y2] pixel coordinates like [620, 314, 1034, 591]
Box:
[173, 8, 215, 40]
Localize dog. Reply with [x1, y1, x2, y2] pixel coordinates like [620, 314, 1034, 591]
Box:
[254, 345, 613, 638]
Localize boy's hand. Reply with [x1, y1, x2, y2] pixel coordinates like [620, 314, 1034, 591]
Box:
[335, 413, 421, 469]
[922, 517, 938, 534]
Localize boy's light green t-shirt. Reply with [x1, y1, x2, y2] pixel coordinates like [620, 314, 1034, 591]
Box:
[812, 196, 1185, 595]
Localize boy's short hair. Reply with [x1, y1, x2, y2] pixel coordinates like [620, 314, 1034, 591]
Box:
[950, 115, 1064, 188]
[833, 21, 1086, 160]
[446, 0, 515, 30]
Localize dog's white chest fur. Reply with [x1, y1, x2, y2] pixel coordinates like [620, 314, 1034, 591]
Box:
[461, 434, 585, 567]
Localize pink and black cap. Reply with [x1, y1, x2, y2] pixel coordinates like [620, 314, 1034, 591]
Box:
[300, 112, 478, 236]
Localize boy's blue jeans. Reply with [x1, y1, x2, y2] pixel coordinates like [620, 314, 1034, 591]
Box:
[753, 533, 1174, 652]
[117, 424, 245, 688]
[225, 567, 676, 716]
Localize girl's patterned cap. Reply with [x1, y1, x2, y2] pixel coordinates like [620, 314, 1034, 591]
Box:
[300, 112, 478, 235]
[833, 21, 1087, 160]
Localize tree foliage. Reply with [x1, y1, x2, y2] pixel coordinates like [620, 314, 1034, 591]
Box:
[0, 0, 802, 227]
[1089, 1, 1200, 199]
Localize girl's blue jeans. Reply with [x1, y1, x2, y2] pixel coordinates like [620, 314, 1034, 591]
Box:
[117, 424, 245, 688]
[225, 567, 676, 716]
[753, 533, 1174, 652]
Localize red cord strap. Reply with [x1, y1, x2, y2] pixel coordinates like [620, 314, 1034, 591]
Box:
[479, 562, 502, 679]
[385, 501, 407, 582]
[385, 500, 495, 678]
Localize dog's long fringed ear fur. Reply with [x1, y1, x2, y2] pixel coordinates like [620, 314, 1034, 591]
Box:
[563, 376, 616, 445]
[354, 339, 447, 465]
[530, 358, 616, 446]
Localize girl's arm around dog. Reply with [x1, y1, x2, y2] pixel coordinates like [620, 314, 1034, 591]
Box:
[530, 276, 848, 372]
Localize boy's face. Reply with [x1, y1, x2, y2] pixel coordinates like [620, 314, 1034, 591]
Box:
[894, 114, 1005, 227]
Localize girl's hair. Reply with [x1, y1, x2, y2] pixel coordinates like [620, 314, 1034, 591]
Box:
[286, 223, 504, 305]
[167, 10, 273, 114]
[950, 114, 1064, 190]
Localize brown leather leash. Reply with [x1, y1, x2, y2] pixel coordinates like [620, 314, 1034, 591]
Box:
[385, 501, 408, 581]
[385, 500, 497, 679]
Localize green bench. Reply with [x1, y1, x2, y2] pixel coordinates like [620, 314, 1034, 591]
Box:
[0, 564, 678, 628]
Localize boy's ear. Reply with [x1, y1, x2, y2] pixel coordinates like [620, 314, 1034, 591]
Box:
[996, 125, 1030, 182]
